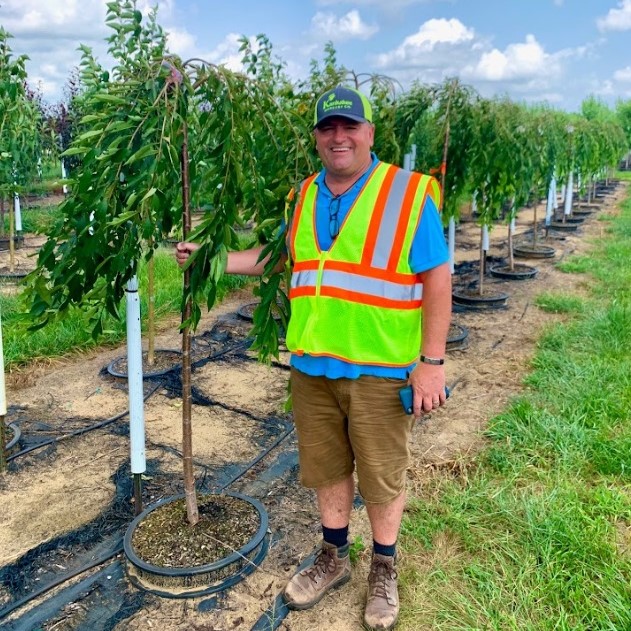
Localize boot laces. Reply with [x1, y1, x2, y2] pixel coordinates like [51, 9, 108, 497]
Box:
[303, 546, 337, 583]
[369, 558, 397, 600]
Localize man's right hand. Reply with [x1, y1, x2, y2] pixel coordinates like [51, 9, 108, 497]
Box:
[175, 242, 200, 268]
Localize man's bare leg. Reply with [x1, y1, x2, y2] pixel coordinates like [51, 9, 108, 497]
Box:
[317, 474, 355, 527]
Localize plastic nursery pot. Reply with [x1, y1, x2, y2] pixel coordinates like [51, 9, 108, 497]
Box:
[547, 221, 580, 232]
[237, 301, 282, 322]
[513, 244, 556, 259]
[107, 349, 182, 379]
[124, 491, 270, 598]
[4, 423, 22, 456]
[489, 263, 538, 281]
[452, 288, 509, 309]
[446, 322, 469, 351]
[0, 235, 24, 251]
[570, 208, 594, 217]
[0, 269, 29, 282]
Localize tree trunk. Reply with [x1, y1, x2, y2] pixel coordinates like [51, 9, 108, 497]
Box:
[508, 222, 514, 272]
[0, 416, 6, 473]
[180, 122, 199, 526]
[147, 255, 155, 366]
[532, 198, 539, 249]
[0, 197, 5, 238]
[478, 226, 485, 296]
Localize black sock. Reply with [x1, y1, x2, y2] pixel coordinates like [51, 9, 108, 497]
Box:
[373, 540, 396, 557]
[322, 524, 349, 549]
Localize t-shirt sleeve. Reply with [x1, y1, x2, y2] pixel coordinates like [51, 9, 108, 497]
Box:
[409, 194, 449, 274]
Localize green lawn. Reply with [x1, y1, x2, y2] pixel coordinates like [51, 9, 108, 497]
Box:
[399, 176, 631, 630]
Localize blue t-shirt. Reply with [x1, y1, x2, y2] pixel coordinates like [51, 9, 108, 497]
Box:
[289, 154, 449, 380]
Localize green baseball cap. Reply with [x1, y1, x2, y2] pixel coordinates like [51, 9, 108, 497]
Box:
[314, 86, 373, 128]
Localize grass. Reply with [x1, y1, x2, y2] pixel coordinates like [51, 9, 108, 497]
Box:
[399, 177, 631, 630]
[1, 244, 251, 370]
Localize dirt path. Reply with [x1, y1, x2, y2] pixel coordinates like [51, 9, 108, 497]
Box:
[0, 184, 626, 631]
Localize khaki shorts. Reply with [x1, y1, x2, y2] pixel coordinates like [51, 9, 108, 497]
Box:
[290, 367, 414, 505]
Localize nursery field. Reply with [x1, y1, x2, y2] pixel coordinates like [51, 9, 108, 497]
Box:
[0, 181, 627, 631]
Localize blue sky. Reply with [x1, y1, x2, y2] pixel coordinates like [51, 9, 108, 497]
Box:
[2, 0, 631, 112]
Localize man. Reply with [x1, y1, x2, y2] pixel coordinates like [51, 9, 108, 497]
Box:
[176, 85, 451, 631]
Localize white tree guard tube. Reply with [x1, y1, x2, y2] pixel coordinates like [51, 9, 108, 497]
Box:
[61, 160, 68, 195]
[482, 225, 490, 251]
[564, 171, 574, 216]
[552, 176, 558, 210]
[410, 144, 417, 170]
[546, 179, 554, 225]
[13, 191, 22, 232]
[510, 217, 516, 234]
[403, 153, 411, 171]
[448, 217, 456, 274]
[126, 276, 146, 475]
[0, 311, 6, 416]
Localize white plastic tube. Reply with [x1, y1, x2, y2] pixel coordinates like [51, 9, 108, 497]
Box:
[410, 144, 417, 170]
[61, 160, 68, 195]
[14, 192, 22, 232]
[482, 225, 490, 251]
[564, 171, 574, 216]
[403, 153, 411, 171]
[126, 276, 145, 475]
[448, 217, 455, 274]
[546, 179, 554, 225]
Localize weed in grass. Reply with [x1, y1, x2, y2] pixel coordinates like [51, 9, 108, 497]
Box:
[348, 535, 365, 565]
[557, 256, 592, 274]
[535, 292, 586, 314]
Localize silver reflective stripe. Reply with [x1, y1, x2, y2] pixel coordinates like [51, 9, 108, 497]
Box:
[371, 169, 414, 269]
[291, 270, 318, 289]
[321, 270, 422, 301]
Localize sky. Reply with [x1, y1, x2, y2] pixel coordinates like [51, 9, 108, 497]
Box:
[2, 0, 631, 113]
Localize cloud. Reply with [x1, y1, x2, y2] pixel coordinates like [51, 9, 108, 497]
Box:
[373, 18, 475, 68]
[613, 65, 631, 81]
[1, 0, 108, 40]
[597, 0, 631, 31]
[462, 34, 558, 82]
[310, 10, 379, 41]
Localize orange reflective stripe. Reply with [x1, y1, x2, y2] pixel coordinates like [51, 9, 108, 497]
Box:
[288, 174, 317, 261]
[320, 286, 422, 309]
[361, 164, 398, 266]
[289, 286, 316, 299]
[293, 259, 320, 272]
[387, 171, 423, 271]
[295, 349, 411, 368]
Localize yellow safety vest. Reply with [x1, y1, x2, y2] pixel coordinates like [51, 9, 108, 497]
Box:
[286, 162, 441, 367]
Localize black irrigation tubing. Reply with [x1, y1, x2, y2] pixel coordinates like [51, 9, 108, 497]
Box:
[215, 424, 295, 492]
[0, 541, 124, 622]
[7, 381, 164, 463]
[0, 419, 294, 626]
[0, 342, 297, 626]
[6, 337, 253, 464]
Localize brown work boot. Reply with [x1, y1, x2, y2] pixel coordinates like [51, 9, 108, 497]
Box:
[363, 553, 399, 631]
[282, 541, 351, 610]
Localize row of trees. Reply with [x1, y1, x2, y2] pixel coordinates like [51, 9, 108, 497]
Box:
[2, 0, 629, 521]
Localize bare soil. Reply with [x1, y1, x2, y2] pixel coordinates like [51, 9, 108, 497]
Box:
[0, 184, 626, 631]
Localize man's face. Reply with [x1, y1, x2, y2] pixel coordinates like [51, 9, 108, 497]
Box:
[313, 116, 375, 179]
